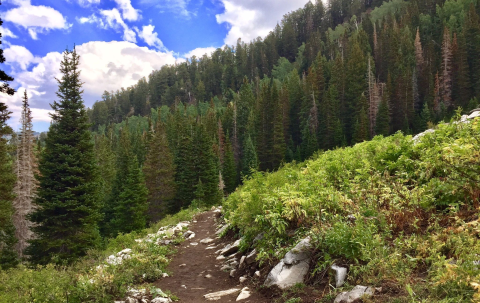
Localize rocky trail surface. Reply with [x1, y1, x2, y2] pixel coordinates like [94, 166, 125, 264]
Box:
[154, 210, 268, 303]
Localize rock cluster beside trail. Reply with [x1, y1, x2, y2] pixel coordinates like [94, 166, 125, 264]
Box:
[114, 287, 172, 303]
[412, 108, 480, 143]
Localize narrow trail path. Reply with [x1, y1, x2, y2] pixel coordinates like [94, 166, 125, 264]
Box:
[154, 210, 268, 303]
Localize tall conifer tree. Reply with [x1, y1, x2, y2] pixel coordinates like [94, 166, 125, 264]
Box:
[27, 48, 101, 265]
[143, 119, 176, 222]
[13, 90, 37, 257]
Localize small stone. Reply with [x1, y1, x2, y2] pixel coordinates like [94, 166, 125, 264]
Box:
[206, 245, 217, 250]
[151, 298, 172, 303]
[200, 237, 215, 244]
[187, 232, 196, 240]
[334, 285, 376, 303]
[221, 239, 241, 256]
[245, 249, 257, 264]
[230, 269, 237, 277]
[125, 298, 138, 303]
[162, 273, 169, 278]
[254, 271, 261, 277]
[205, 274, 213, 278]
[230, 261, 239, 267]
[204, 289, 241, 301]
[239, 276, 247, 283]
[190, 242, 198, 246]
[179, 264, 186, 267]
[211, 206, 216, 211]
[221, 265, 232, 271]
[331, 265, 348, 288]
[215, 224, 230, 235]
[239, 256, 246, 267]
[216, 255, 226, 261]
[236, 287, 251, 301]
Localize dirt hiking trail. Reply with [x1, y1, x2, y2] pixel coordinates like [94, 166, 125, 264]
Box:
[154, 210, 269, 303]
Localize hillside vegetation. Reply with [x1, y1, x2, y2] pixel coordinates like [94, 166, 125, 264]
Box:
[224, 113, 480, 302]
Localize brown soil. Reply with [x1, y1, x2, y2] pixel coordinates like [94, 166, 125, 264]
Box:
[154, 210, 269, 303]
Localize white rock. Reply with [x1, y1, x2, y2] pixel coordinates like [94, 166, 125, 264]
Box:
[190, 242, 198, 246]
[205, 274, 213, 278]
[221, 264, 232, 271]
[125, 298, 138, 303]
[183, 230, 194, 238]
[221, 239, 241, 256]
[216, 255, 226, 261]
[213, 208, 222, 213]
[162, 273, 169, 278]
[141, 299, 149, 303]
[468, 110, 480, 120]
[179, 264, 186, 267]
[331, 265, 348, 288]
[114, 301, 125, 303]
[245, 249, 257, 264]
[200, 237, 215, 244]
[187, 232, 196, 240]
[215, 224, 230, 235]
[239, 255, 246, 267]
[334, 285, 376, 303]
[230, 261, 239, 267]
[236, 287, 251, 301]
[230, 269, 237, 277]
[239, 276, 247, 283]
[204, 288, 241, 301]
[254, 271, 261, 277]
[206, 245, 217, 250]
[151, 298, 172, 303]
[264, 237, 312, 289]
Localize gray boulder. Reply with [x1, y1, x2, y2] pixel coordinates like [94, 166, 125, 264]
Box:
[331, 265, 348, 288]
[334, 285, 377, 303]
[264, 237, 312, 289]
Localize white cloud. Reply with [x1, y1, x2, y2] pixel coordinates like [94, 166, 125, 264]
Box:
[0, 27, 17, 39]
[183, 47, 217, 59]
[113, 0, 141, 21]
[136, 25, 165, 50]
[4, 45, 36, 71]
[2, 0, 71, 40]
[140, 0, 191, 17]
[75, 0, 101, 7]
[100, 9, 137, 42]
[78, 9, 137, 43]
[216, 0, 311, 45]
[2, 41, 177, 130]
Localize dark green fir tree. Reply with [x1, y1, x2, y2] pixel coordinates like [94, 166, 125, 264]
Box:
[375, 92, 391, 136]
[222, 135, 237, 194]
[0, 102, 18, 269]
[27, 48, 101, 265]
[241, 135, 258, 180]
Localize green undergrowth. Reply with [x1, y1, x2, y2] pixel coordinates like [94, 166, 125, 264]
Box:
[224, 115, 480, 302]
[0, 207, 204, 303]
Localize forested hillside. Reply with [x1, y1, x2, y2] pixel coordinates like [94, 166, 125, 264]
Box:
[86, 0, 480, 223]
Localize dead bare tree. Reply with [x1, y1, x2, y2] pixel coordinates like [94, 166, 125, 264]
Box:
[13, 90, 37, 257]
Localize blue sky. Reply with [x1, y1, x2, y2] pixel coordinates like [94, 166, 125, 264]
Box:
[1, 0, 311, 131]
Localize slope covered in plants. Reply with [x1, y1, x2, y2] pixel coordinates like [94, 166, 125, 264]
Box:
[224, 113, 480, 302]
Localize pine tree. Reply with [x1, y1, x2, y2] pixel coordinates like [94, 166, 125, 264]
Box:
[440, 27, 453, 109]
[375, 91, 391, 136]
[420, 102, 432, 131]
[465, 4, 480, 98]
[27, 48, 101, 265]
[222, 135, 237, 194]
[241, 135, 258, 180]
[111, 155, 148, 234]
[143, 119, 176, 222]
[94, 128, 116, 223]
[0, 101, 17, 269]
[0, 7, 15, 96]
[452, 32, 472, 108]
[352, 105, 369, 144]
[13, 90, 37, 257]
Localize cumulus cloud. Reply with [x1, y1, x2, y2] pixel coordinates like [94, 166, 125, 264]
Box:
[183, 47, 217, 59]
[1, 41, 177, 130]
[136, 25, 166, 50]
[2, 0, 71, 40]
[75, 0, 101, 7]
[4, 45, 36, 71]
[216, 0, 311, 45]
[113, 0, 141, 21]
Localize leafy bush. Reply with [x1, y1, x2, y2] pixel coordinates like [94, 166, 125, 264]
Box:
[224, 116, 480, 301]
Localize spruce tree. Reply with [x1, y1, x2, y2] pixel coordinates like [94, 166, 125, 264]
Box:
[13, 90, 38, 257]
[27, 48, 101, 265]
[375, 92, 391, 136]
[143, 120, 176, 222]
[112, 156, 148, 234]
[241, 135, 258, 180]
[222, 135, 237, 194]
[0, 7, 15, 96]
[352, 106, 369, 144]
[0, 101, 18, 269]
